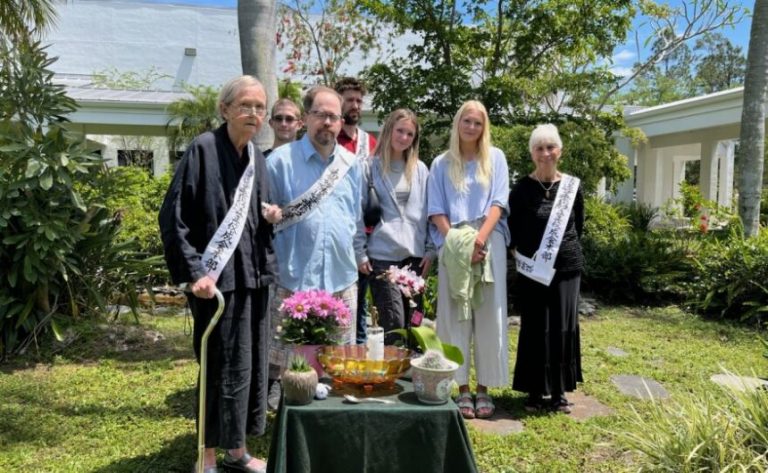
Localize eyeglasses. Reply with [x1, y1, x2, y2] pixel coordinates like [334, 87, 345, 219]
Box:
[271, 114, 298, 124]
[236, 105, 267, 117]
[308, 110, 342, 123]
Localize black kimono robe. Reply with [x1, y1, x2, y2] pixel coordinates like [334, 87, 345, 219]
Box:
[159, 124, 275, 446]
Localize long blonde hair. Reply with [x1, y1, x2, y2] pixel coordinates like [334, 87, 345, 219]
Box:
[446, 100, 491, 193]
[372, 108, 421, 184]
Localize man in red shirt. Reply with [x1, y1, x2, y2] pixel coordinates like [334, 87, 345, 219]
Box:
[335, 77, 376, 159]
[335, 77, 376, 345]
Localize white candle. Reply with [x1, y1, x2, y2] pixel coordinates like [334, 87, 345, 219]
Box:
[366, 326, 384, 361]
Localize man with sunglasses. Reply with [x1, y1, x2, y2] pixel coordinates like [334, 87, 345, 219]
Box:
[265, 98, 303, 158]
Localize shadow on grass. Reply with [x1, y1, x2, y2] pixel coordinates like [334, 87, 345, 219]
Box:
[166, 386, 197, 419]
[0, 388, 66, 447]
[0, 319, 194, 374]
[0, 374, 199, 448]
[90, 433, 197, 473]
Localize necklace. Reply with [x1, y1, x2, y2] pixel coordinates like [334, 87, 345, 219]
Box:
[533, 173, 558, 199]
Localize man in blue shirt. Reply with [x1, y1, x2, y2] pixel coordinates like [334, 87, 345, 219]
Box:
[266, 85, 367, 376]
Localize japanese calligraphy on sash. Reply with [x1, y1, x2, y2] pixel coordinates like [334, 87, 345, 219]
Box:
[200, 142, 256, 283]
[514, 174, 580, 287]
[274, 147, 356, 233]
[355, 128, 371, 160]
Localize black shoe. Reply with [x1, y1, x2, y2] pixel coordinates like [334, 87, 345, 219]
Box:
[550, 396, 573, 414]
[524, 394, 545, 412]
[222, 452, 266, 473]
[267, 379, 282, 412]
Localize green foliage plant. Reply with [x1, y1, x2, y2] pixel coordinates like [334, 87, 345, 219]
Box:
[390, 325, 464, 366]
[618, 382, 768, 472]
[78, 166, 171, 257]
[581, 197, 694, 302]
[616, 201, 659, 232]
[166, 84, 221, 156]
[0, 15, 162, 358]
[684, 226, 768, 323]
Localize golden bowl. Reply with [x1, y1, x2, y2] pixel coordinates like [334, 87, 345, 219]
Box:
[317, 345, 411, 387]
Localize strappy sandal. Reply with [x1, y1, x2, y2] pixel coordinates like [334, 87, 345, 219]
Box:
[455, 392, 475, 419]
[475, 392, 496, 419]
[222, 452, 267, 473]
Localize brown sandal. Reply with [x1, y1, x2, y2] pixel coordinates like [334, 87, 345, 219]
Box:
[455, 392, 475, 419]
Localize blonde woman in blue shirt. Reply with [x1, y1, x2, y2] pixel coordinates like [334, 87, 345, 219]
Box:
[358, 109, 435, 344]
[427, 100, 510, 419]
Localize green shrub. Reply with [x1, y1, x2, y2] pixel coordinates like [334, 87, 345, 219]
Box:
[0, 32, 163, 358]
[616, 201, 659, 232]
[79, 166, 170, 256]
[683, 226, 768, 323]
[582, 197, 693, 302]
[618, 382, 768, 472]
[583, 196, 631, 245]
[679, 181, 703, 218]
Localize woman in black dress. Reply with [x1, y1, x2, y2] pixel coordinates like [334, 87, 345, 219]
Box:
[508, 123, 584, 413]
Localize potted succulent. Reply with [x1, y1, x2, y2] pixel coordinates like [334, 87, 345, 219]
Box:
[391, 325, 464, 405]
[410, 349, 460, 404]
[282, 354, 318, 406]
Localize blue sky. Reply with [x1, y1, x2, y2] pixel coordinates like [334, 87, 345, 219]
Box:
[138, 0, 753, 78]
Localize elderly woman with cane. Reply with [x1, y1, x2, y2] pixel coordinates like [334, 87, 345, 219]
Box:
[508, 123, 584, 414]
[159, 75, 281, 473]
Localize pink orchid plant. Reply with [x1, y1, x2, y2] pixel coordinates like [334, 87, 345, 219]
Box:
[383, 264, 426, 300]
[278, 289, 351, 345]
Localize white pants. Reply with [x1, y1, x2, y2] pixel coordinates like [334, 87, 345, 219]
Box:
[436, 231, 508, 387]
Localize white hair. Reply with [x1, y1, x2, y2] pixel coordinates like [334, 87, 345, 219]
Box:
[529, 123, 562, 152]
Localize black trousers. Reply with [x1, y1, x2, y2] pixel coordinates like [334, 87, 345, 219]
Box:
[188, 287, 270, 449]
[369, 257, 423, 345]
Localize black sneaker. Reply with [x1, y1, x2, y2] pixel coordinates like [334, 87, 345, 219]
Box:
[267, 378, 282, 412]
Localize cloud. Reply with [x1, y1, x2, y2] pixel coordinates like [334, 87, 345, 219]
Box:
[612, 49, 635, 64]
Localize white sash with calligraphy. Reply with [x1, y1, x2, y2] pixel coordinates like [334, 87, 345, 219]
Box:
[274, 147, 356, 233]
[355, 128, 370, 160]
[514, 174, 580, 287]
[200, 142, 256, 283]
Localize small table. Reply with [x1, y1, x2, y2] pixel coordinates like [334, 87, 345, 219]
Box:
[267, 379, 479, 473]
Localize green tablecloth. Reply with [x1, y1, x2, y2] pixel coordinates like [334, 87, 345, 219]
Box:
[267, 379, 479, 473]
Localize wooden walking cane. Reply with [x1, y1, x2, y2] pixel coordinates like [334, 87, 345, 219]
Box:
[195, 287, 226, 473]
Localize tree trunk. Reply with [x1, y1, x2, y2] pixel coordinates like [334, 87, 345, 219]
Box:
[737, 0, 768, 237]
[238, 0, 278, 150]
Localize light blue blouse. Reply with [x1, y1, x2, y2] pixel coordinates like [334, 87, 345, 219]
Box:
[426, 147, 510, 249]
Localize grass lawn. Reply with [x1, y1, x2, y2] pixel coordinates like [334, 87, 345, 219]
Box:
[0, 305, 764, 472]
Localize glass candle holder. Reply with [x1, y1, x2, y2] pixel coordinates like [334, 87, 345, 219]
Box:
[366, 326, 384, 361]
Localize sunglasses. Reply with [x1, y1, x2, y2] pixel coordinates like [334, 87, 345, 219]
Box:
[271, 115, 299, 124]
